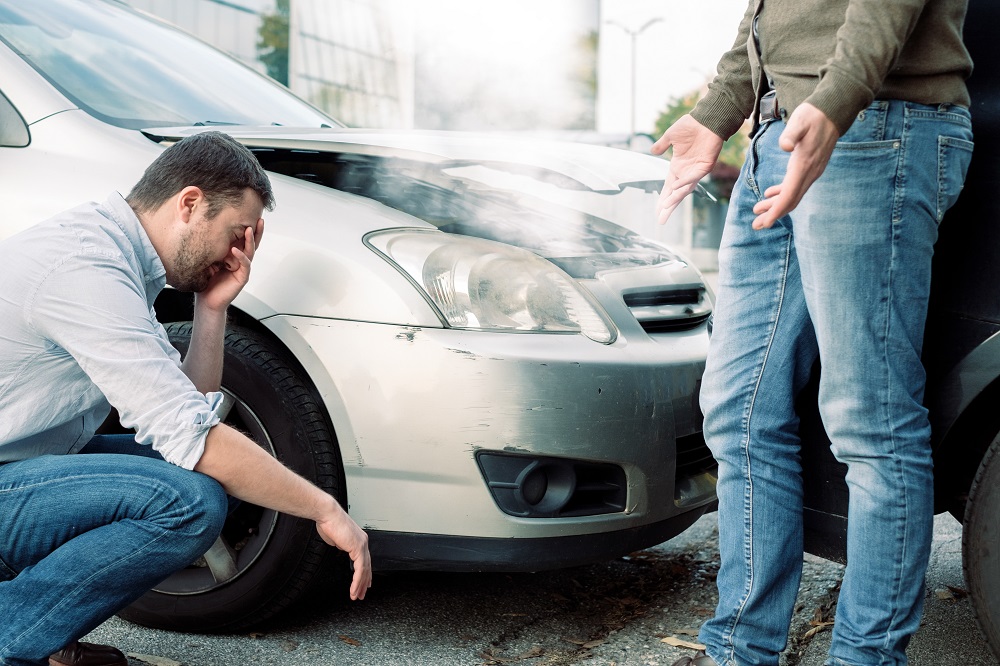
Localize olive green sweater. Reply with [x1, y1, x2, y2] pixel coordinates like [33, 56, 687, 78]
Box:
[691, 0, 973, 137]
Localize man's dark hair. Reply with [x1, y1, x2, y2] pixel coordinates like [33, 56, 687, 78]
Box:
[127, 131, 275, 217]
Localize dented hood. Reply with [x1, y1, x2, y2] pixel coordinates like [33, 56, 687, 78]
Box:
[142, 126, 671, 195]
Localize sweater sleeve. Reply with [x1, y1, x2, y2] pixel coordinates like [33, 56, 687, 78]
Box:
[690, 0, 758, 140]
[807, 0, 931, 134]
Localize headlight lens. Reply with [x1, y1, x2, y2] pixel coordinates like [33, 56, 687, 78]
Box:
[367, 230, 616, 343]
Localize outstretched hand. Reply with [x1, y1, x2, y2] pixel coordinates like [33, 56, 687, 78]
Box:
[198, 217, 264, 312]
[316, 512, 372, 600]
[652, 114, 724, 224]
[751, 102, 839, 229]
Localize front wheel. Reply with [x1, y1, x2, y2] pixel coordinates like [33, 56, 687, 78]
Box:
[963, 433, 1000, 659]
[117, 323, 348, 632]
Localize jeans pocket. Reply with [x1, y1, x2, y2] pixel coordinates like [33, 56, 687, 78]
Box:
[937, 136, 974, 222]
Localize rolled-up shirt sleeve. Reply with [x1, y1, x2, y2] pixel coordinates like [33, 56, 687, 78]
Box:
[26, 250, 220, 469]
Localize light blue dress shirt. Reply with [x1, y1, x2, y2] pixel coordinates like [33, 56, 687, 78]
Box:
[0, 193, 222, 470]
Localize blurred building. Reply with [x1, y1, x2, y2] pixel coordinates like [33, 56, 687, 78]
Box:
[288, 0, 413, 128]
[128, 0, 272, 72]
[129, 0, 720, 267]
[130, 0, 597, 131]
[412, 0, 599, 131]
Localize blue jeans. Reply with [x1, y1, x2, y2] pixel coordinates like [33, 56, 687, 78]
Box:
[698, 101, 973, 666]
[0, 435, 227, 666]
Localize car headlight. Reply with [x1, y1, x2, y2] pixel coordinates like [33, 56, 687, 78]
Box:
[366, 230, 617, 343]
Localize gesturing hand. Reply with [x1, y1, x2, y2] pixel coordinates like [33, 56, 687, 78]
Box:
[752, 102, 839, 230]
[652, 114, 724, 224]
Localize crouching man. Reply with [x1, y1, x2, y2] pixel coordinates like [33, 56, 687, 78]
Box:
[0, 131, 371, 666]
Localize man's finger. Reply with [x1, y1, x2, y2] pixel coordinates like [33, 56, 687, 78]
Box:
[231, 247, 252, 272]
[752, 198, 774, 216]
[752, 203, 784, 229]
[351, 568, 367, 600]
[657, 183, 699, 224]
[254, 217, 264, 247]
[778, 122, 805, 153]
[349, 551, 372, 600]
[651, 134, 673, 156]
[753, 186, 797, 229]
[242, 225, 256, 261]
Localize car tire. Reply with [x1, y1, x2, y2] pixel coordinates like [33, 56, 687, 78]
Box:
[963, 432, 1000, 659]
[117, 322, 348, 632]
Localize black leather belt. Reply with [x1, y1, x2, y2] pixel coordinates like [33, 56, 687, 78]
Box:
[759, 89, 780, 122]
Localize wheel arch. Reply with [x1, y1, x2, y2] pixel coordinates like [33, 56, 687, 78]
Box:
[929, 330, 1000, 514]
[152, 288, 354, 500]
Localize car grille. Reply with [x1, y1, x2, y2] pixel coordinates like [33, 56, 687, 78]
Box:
[675, 431, 716, 480]
[623, 287, 711, 333]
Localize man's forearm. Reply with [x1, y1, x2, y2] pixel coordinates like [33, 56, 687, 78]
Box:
[195, 423, 336, 520]
[181, 295, 226, 394]
[194, 423, 372, 600]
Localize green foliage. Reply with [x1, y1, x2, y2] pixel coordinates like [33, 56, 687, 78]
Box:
[257, 0, 290, 86]
[652, 89, 749, 168]
[578, 30, 599, 99]
[569, 29, 599, 129]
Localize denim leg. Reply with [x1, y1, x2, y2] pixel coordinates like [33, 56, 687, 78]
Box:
[699, 120, 819, 666]
[0, 447, 227, 665]
[793, 101, 973, 666]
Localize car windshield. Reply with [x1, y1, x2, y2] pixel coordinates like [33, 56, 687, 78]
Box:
[0, 0, 337, 130]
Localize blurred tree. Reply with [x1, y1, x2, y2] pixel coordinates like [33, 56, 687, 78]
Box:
[257, 0, 290, 86]
[653, 89, 749, 199]
[569, 30, 599, 129]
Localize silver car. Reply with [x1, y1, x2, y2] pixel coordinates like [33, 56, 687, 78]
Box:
[0, 0, 717, 631]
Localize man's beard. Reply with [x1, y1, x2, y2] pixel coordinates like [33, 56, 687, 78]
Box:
[170, 236, 220, 292]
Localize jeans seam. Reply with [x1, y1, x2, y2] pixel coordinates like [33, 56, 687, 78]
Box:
[936, 138, 946, 222]
[875, 107, 887, 140]
[720, 230, 794, 660]
[878, 114, 907, 661]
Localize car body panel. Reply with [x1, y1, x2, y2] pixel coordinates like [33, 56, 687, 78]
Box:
[0, 0, 717, 579]
[0, 42, 72, 125]
[265, 315, 710, 538]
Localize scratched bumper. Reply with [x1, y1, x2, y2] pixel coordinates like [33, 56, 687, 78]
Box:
[265, 313, 713, 558]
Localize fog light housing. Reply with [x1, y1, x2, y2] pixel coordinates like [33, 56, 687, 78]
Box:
[477, 452, 627, 518]
[515, 460, 575, 513]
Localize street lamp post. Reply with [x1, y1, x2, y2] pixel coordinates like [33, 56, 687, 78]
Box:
[605, 17, 664, 145]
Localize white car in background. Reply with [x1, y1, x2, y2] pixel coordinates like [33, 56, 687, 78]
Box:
[0, 0, 717, 632]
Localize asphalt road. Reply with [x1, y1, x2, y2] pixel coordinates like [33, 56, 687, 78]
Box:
[87, 512, 997, 666]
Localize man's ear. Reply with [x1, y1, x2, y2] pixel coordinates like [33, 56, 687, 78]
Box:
[176, 186, 205, 224]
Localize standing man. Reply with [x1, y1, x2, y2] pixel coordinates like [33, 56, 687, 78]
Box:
[0, 132, 371, 666]
[657, 2, 974, 665]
